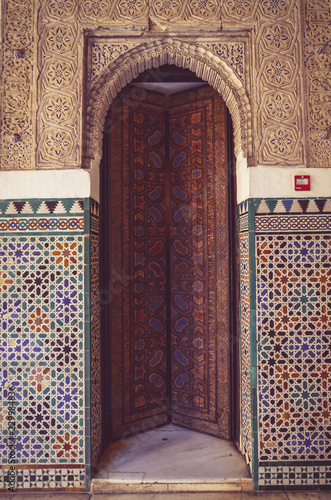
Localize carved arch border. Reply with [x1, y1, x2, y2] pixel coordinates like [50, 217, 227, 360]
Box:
[85, 38, 253, 164]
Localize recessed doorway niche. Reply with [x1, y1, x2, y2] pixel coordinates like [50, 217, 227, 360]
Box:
[97, 66, 242, 485]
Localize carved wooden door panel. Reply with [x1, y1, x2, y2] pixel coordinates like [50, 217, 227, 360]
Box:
[169, 87, 230, 438]
[108, 89, 169, 441]
[106, 85, 230, 441]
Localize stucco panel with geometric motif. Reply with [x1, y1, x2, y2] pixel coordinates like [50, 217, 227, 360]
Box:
[0, 0, 329, 169]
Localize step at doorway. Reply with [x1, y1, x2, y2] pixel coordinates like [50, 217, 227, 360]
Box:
[92, 424, 252, 494]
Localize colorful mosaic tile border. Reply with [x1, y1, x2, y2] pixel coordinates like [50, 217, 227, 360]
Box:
[0, 198, 91, 491]
[239, 229, 252, 470]
[0, 466, 85, 492]
[0, 199, 85, 234]
[0, 200, 84, 215]
[253, 198, 331, 490]
[239, 200, 249, 216]
[239, 213, 249, 232]
[259, 463, 331, 489]
[255, 215, 331, 232]
[256, 199, 331, 215]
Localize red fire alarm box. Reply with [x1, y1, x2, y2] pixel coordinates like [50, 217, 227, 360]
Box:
[294, 175, 310, 191]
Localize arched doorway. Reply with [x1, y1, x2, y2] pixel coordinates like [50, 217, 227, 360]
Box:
[99, 66, 239, 454]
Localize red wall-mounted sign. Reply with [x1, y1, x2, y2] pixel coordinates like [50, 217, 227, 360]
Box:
[294, 175, 310, 191]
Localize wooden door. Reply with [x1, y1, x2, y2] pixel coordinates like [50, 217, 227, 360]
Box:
[169, 87, 230, 438]
[105, 85, 230, 441]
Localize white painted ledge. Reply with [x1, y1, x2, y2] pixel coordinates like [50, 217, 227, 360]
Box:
[249, 165, 331, 200]
[236, 159, 331, 204]
[0, 163, 330, 204]
[0, 169, 91, 200]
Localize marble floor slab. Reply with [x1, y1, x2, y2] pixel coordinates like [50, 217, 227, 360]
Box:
[94, 424, 250, 483]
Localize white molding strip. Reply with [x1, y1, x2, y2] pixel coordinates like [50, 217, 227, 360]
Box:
[0, 170, 91, 200]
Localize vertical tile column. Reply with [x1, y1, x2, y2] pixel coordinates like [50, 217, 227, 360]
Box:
[255, 198, 331, 490]
[238, 200, 258, 487]
[0, 199, 89, 491]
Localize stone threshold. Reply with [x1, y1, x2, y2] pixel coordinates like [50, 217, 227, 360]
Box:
[91, 478, 254, 493]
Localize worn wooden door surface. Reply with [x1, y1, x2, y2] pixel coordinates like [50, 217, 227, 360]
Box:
[106, 85, 230, 441]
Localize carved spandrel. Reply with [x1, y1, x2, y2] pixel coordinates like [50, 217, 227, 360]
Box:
[201, 43, 245, 82]
[91, 40, 244, 83]
[91, 43, 140, 83]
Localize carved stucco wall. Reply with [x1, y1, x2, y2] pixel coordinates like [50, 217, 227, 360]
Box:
[304, 0, 331, 168]
[0, 0, 36, 169]
[0, 0, 330, 170]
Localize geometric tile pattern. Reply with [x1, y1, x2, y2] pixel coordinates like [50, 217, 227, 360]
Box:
[239, 200, 249, 216]
[255, 198, 331, 489]
[256, 215, 331, 232]
[0, 466, 85, 491]
[0, 199, 87, 491]
[239, 228, 252, 471]
[259, 464, 331, 488]
[0, 199, 84, 215]
[0, 218, 84, 232]
[256, 198, 331, 215]
[0, 200, 84, 234]
[91, 42, 139, 82]
[239, 213, 248, 232]
[257, 232, 331, 462]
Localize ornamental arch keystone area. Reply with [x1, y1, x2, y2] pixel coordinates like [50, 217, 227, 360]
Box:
[85, 38, 253, 165]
